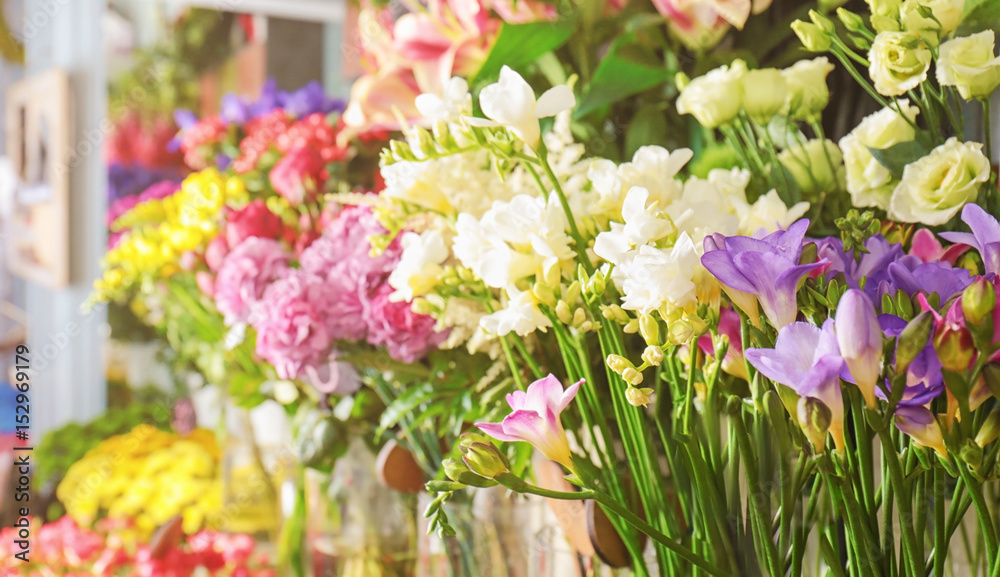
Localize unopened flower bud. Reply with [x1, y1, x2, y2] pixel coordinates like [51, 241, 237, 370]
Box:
[809, 9, 836, 34]
[961, 439, 983, 471]
[555, 301, 573, 325]
[836, 8, 867, 34]
[896, 311, 934, 374]
[962, 277, 996, 347]
[668, 319, 694, 345]
[976, 407, 1000, 447]
[607, 354, 633, 374]
[411, 298, 437, 316]
[675, 71, 691, 92]
[792, 20, 833, 52]
[564, 281, 582, 307]
[532, 284, 557, 307]
[642, 345, 665, 367]
[462, 442, 510, 479]
[934, 323, 974, 373]
[572, 307, 587, 328]
[639, 315, 661, 346]
[586, 273, 606, 297]
[621, 367, 644, 386]
[626, 387, 655, 407]
[836, 289, 882, 409]
[624, 319, 640, 334]
[601, 304, 630, 324]
[798, 396, 832, 453]
[542, 261, 561, 289]
[443, 457, 498, 488]
[389, 139, 416, 161]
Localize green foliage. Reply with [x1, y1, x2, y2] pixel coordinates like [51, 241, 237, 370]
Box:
[866, 140, 932, 180]
[471, 17, 578, 87]
[574, 28, 674, 118]
[958, 0, 1000, 35]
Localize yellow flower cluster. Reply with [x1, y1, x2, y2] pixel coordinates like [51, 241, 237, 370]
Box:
[57, 424, 223, 538]
[94, 169, 247, 302]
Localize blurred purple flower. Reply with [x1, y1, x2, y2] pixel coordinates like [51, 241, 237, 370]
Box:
[280, 80, 346, 118]
[895, 405, 947, 456]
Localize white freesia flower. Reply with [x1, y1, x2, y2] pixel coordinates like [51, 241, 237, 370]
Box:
[388, 230, 449, 302]
[618, 234, 702, 314]
[667, 177, 743, 243]
[415, 77, 473, 121]
[839, 101, 920, 209]
[593, 186, 675, 266]
[480, 289, 552, 336]
[620, 146, 693, 206]
[868, 31, 932, 96]
[937, 31, 1000, 100]
[888, 137, 991, 225]
[472, 66, 576, 148]
[453, 213, 535, 289]
[737, 190, 810, 236]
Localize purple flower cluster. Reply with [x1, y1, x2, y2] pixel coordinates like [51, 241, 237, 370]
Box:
[108, 163, 183, 204]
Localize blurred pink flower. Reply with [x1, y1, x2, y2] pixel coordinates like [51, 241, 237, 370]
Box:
[652, 0, 771, 49]
[225, 200, 285, 248]
[269, 147, 327, 205]
[214, 238, 290, 326]
[366, 284, 448, 362]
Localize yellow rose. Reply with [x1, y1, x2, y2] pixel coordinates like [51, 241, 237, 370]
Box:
[677, 60, 747, 128]
[937, 31, 1000, 100]
[889, 137, 991, 225]
[868, 31, 932, 96]
[741, 68, 788, 122]
[839, 101, 920, 209]
[782, 57, 836, 119]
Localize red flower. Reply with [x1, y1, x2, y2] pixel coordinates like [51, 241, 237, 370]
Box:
[225, 200, 285, 247]
[269, 147, 327, 205]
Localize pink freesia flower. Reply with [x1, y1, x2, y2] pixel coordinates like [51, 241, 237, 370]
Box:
[486, 0, 558, 23]
[697, 307, 747, 379]
[214, 238, 290, 326]
[204, 235, 230, 273]
[476, 374, 582, 470]
[909, 228, 968, 265]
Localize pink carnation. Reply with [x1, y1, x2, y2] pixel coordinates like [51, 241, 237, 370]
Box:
[214, 238, 290, 326]
[253, 270, 340, 379]
[365, 284, 448, 362]
[269, 146, 327, 204]
[225, 200, 285, 247]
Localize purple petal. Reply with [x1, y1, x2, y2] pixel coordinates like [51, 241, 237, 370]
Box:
[746, 322, 823, 389]
[798, 354, 846, 420]
[701, 251, 756, 293]
[173, 109, 198, 129]
[737, 252, 820, 327]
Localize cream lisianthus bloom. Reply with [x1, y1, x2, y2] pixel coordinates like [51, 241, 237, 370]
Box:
[777, 138, 845, 194]
[937, 31, 1000, 100]
[839, 101, 920, 209]
[676, 60, 747, 128]
[471, 65, 576, 148]
[741, 68, 787, 122]
[868, 31, 932, 96]
[888, 138, 991, 225]
[782, 57, 835, 119]
[900, 0, 962, 40]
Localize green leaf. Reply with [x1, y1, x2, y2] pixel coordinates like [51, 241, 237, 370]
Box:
[377, 382, 437, 437]
[574, 32, 673, 118]
[624, 102, 669, 158]
[866, 139, 932, 180]
[472, 18, 578, 85]
[228, 373, 267, 408]
[958, 0, 1000, 35]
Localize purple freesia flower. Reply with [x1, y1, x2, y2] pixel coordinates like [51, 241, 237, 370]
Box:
[835, 289, 883, 408]
[168, 109, 199, 152]
[220, 93, 251, 125]
[876, 314, 944, 407]
[476, 374, 582, 470]
[894, 405, 947, 457]
[702, 220, 824, 328]
[814, 235, 904, 292]
[940, 203, 1000, 277]
[884, 257, 973, 301]
[745, 319, 846, 451]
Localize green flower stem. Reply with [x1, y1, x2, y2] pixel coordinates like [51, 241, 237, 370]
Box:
[731, 409, 782, 576]
[499, 336, 527, 391]
[880, 457, 896, 576]
[535, 144, 594, 276]
[830, 469, 881, 577]
[955, 459, 997, 563]
[820, 535, 850, 577]
[982, 97, 994, 170]
[509, 334, 543, 380]
[679, 437, 739, 576]
[492, 474, 727, 577]
[877, 427, 923, 577]
[933, 465, 947, 577]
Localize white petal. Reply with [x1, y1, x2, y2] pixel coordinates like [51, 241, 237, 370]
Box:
[480, 66, 537, 125]
[535, 85, 576, 118]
